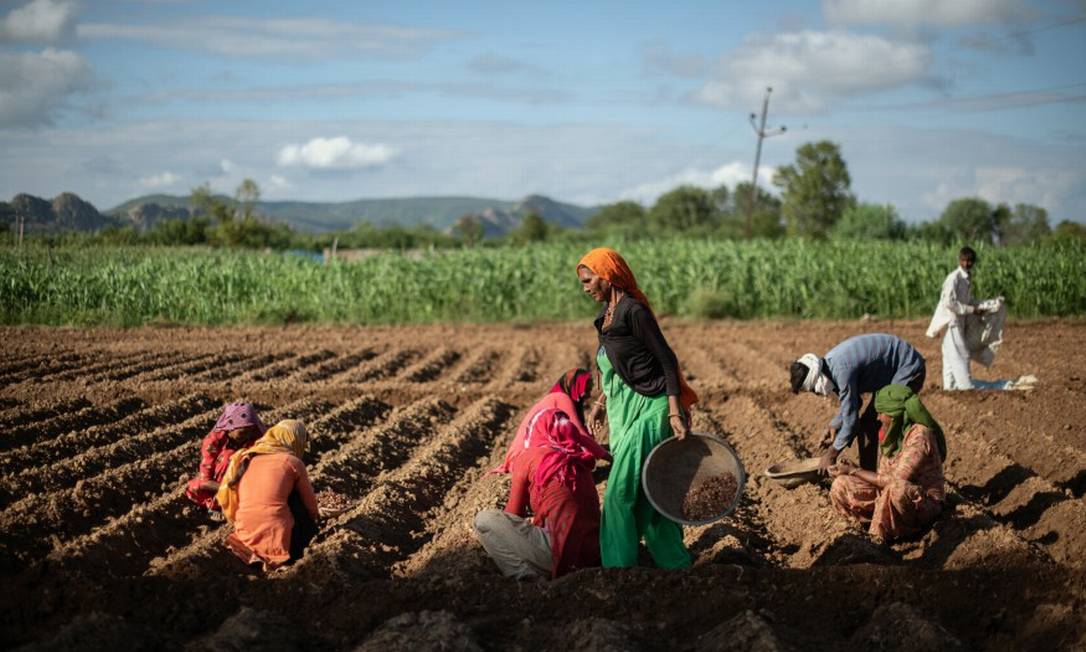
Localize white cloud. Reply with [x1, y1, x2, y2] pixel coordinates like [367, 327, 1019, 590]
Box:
[693, 30, 934, 113]
[277, 136, 397, 170]
[139, 171, 181, 188]
[78, 16, 458, 59]
[922, 166, 1079, 214]
[618, 161, 777, 205]
[0, 0, 77, 43]
[823, 0, 1031, 28]
[220, 158, 235, 174]
[0, 47, 92, 127]
[268, 174, 291, 190]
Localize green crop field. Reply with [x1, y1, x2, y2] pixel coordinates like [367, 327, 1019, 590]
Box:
[2, 239, 1084, 326]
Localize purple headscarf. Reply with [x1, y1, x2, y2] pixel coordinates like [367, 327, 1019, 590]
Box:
[212, 401, 266, 434]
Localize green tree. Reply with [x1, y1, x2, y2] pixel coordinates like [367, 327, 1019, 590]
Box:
[235, 178, 261, 220]
[1002, 203, 1050, 245]
[148, 216, 211, 245]
[585, 200, 647, 232]
[774, 140, 855, 238]
[725, 182, 783, 239]
[1052, 220, 1086, 241]
[831, 203, 907, 240]
[510, 211, 549, 244]
[452, 214, 484, 247]
[648, 185, 720, 233]
[189, 183, 233, 224]
[938, 197, 1001, 245]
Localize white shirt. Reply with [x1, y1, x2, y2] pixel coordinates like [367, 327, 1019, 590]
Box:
[926, 266, 975, 337]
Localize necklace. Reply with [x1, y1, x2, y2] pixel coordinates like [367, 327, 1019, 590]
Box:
[603, 291, 621, 329]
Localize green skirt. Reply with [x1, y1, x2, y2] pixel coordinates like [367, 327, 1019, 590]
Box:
[598, 350, 690, 569]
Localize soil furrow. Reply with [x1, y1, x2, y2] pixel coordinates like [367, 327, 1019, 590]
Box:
[191, 352, 294, 382]
[0, 398, 92, 432]
[0, 351, 52, 377]
[400, 348, 462, 383]
[0, 397, 220, 503]
[925, 392, 1086, 489]
[310, 398, 458, 497]
[498, 345, 542, 386]
[944, 430, 1086, 567]
[1, 396, 146, 453]
[295, 349, 379, 383]
[137, 352, 240, 382]
[43, 350, 148, 383]
[250, 350, 336, 382]
[0, 353, 90, 388]
[345, 348, 422, 383]
[283, 396, 515, 582]
[455, 349, 501, 384]
[0, 393, 215, 480]
[97, 351, 193, 381]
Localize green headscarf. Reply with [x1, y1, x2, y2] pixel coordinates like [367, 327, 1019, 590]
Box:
[873, 384, 946, 461]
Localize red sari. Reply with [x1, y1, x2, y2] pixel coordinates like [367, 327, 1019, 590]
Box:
[504, 407, 607, 577]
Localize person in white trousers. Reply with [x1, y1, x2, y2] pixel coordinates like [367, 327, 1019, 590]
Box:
[926, 247, 992, 389]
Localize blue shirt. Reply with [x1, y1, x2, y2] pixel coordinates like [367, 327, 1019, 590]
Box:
[824, 333, 926, 450]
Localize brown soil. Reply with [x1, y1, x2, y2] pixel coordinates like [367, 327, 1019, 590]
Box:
[1, 320, 1085, 651]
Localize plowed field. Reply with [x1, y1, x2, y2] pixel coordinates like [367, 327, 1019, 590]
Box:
[1, 320, 1084, 650]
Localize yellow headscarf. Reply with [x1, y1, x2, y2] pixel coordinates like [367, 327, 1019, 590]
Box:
[216, 419, 308, 523]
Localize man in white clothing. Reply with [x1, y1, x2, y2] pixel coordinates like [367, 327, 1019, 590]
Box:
[927, 247, 989, 389]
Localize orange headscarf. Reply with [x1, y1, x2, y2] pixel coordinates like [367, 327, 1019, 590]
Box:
[577, 247, 699, 410]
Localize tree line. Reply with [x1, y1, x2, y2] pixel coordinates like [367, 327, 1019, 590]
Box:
[7, 140, 1084, 250]
[585, 141, 1082, 246]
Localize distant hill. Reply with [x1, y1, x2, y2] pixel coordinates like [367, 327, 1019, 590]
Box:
[2, 193, 120, 233]
[107, 193, 597, 234]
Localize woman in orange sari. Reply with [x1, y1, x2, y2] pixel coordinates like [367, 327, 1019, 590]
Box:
[577, 247, 697, 569]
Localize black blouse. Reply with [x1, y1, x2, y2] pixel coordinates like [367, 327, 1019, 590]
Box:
[594, 295, 681, 398]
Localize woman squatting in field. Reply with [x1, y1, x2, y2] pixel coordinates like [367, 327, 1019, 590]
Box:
[216, 419, 321, 571]
[185, 401, 265, 514]
[477, 369, 609, 579]
[828, 384, 946, 542]
[577, 247, 698, 569]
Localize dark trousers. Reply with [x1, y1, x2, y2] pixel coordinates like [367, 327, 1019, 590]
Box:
[856, 365, 926, 471]
[288, 490, 318, 561]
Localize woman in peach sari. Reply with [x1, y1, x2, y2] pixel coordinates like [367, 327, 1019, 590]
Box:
[216, 419, 319, 570]
[829, 384, 946, 542]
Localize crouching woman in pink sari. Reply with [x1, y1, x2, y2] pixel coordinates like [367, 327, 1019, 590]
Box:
[829, 384, 946, 543]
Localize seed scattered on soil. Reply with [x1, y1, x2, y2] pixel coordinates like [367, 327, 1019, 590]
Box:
[682, 473, 738, 521]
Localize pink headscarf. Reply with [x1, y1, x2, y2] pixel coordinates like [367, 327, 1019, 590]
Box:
[526, 409, 608, 492]
[493, 369, 595, 475]
[212, 401, 266, 434]
[549, 368, 592, 405]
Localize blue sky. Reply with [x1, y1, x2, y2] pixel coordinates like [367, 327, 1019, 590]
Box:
[1, 0, 1085, 222]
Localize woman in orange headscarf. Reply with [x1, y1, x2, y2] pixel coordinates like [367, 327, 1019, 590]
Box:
[576, 247, 696, 569]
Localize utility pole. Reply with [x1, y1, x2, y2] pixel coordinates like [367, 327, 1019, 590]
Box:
[17, 213, 24, 248]
[747, 86, 786, 237]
